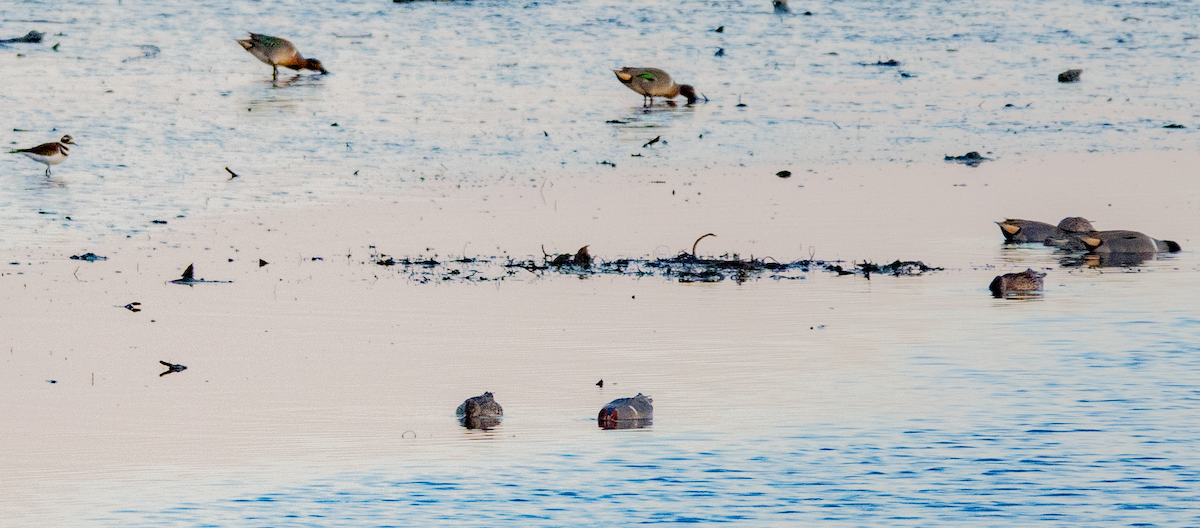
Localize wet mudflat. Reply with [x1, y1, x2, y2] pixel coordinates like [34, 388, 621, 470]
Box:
[4, 0, 1200, 525]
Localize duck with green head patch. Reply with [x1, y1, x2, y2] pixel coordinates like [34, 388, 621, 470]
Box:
[613, 67, 697, 107]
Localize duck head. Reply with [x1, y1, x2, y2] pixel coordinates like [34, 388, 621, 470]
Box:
[679, 84, 698, 105]
[305, 58, 329, 74]
[1057, 217, 1093, 233]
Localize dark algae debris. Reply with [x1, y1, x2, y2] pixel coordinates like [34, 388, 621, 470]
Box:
[367, 241, 941, 284]
[945, 151, 989, 167]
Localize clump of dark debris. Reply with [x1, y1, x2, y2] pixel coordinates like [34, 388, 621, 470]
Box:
[367, 242, 941, 284]
[945, 151, 990, 167]
[70, 253, 107, 261]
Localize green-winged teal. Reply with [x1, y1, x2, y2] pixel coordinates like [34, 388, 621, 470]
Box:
[237, 33, 328, 79]
[1081, 230, 1181, 254]
[998, 217, 1095, 245]
[613, 67, 697, 106]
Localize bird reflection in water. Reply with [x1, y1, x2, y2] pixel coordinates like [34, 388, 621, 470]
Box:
[243, 74, 327, 114]
[1060, 252, 1161, 268]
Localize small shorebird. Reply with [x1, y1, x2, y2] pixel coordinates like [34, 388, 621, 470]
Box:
[236, 33, 328, 79]
[613, 67, 697, 107]
[9, 135, 75, 176]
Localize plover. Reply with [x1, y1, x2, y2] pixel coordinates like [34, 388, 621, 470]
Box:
[9, 135, 74, 176]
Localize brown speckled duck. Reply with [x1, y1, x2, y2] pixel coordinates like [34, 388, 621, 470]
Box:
[237, 33, 328, 79]
[989, 268, 1045, 297]
[613, 67, 697, 107]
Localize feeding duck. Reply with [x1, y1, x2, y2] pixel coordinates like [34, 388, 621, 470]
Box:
[989, 268, 1045, 297]
[237, 33, 328, 79]
[613, 67, 697, 107]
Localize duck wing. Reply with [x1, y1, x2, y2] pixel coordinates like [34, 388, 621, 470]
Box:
[239, 33, 301, 65]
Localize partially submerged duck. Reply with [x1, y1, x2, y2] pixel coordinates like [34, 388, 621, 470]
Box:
[989, 268, 1045, 297]
[1081, 230, 1181, 254]
[598, 393, 653, 429]
[997, 219, 1057, 244]
[613, 67, 697, 107]
[457, 392, 503, 429]
[997, 217, 1095, 245]
[237, 33, 328, 79]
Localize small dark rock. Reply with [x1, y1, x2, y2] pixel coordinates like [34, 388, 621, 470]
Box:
[0, 31, 44, 44]
[573, 246, 592, 267]
[1163, 124, 1186, 129]
[1058, 69, 1082, 83]
[151, 220, 168, 224]
[70, 252, 107, 261]
[258, 259, 268, 267]
[776, 170, 792, 178]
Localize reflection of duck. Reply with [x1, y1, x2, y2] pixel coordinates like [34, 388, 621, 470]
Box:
[598, 393, 653, 429]
[613, 68, 697, 107]
[773, 0, 790, 14]
[9, 135, 75, 176]
[989, 268, 1044, 297]
[237, 33, 328, 79]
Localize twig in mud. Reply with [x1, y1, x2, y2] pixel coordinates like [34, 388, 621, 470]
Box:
[692, 233, 717, 256]
[225, 167, 239, 179]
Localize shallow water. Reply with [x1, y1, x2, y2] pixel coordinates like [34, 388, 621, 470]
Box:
[3, 0, 1200, 246]
[3, 0, 1200, 525]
